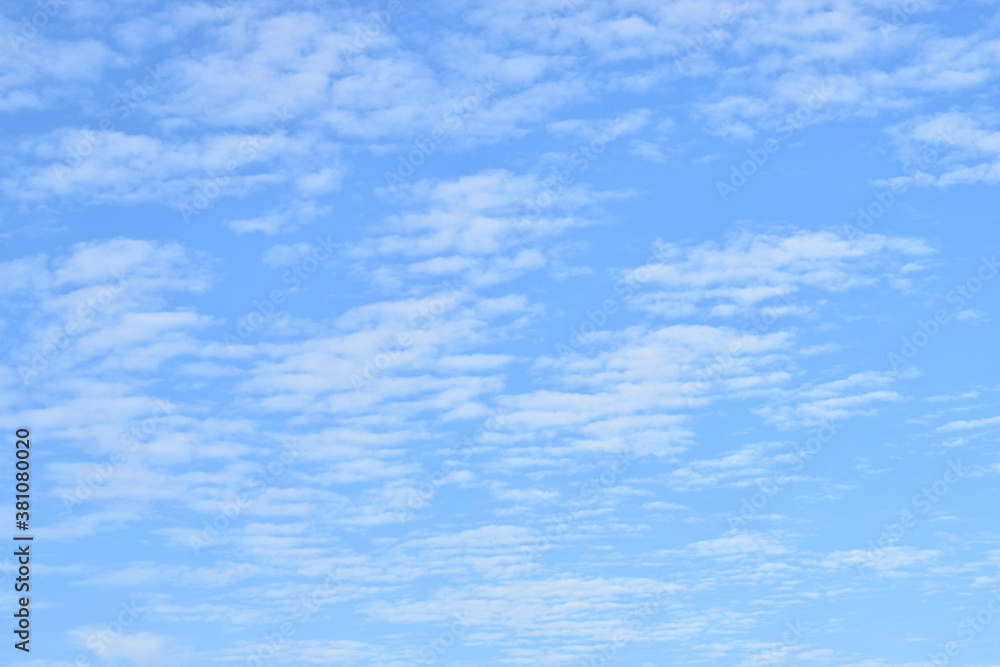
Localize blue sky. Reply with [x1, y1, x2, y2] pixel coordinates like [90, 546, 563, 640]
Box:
[2, 0, 1000, 665]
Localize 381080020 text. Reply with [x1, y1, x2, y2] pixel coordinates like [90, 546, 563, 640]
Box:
[14, 427, 32, 653]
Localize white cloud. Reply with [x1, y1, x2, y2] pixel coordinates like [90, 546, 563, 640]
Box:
[631, 229, 933, 318]
[937, 415, 1000, 432]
